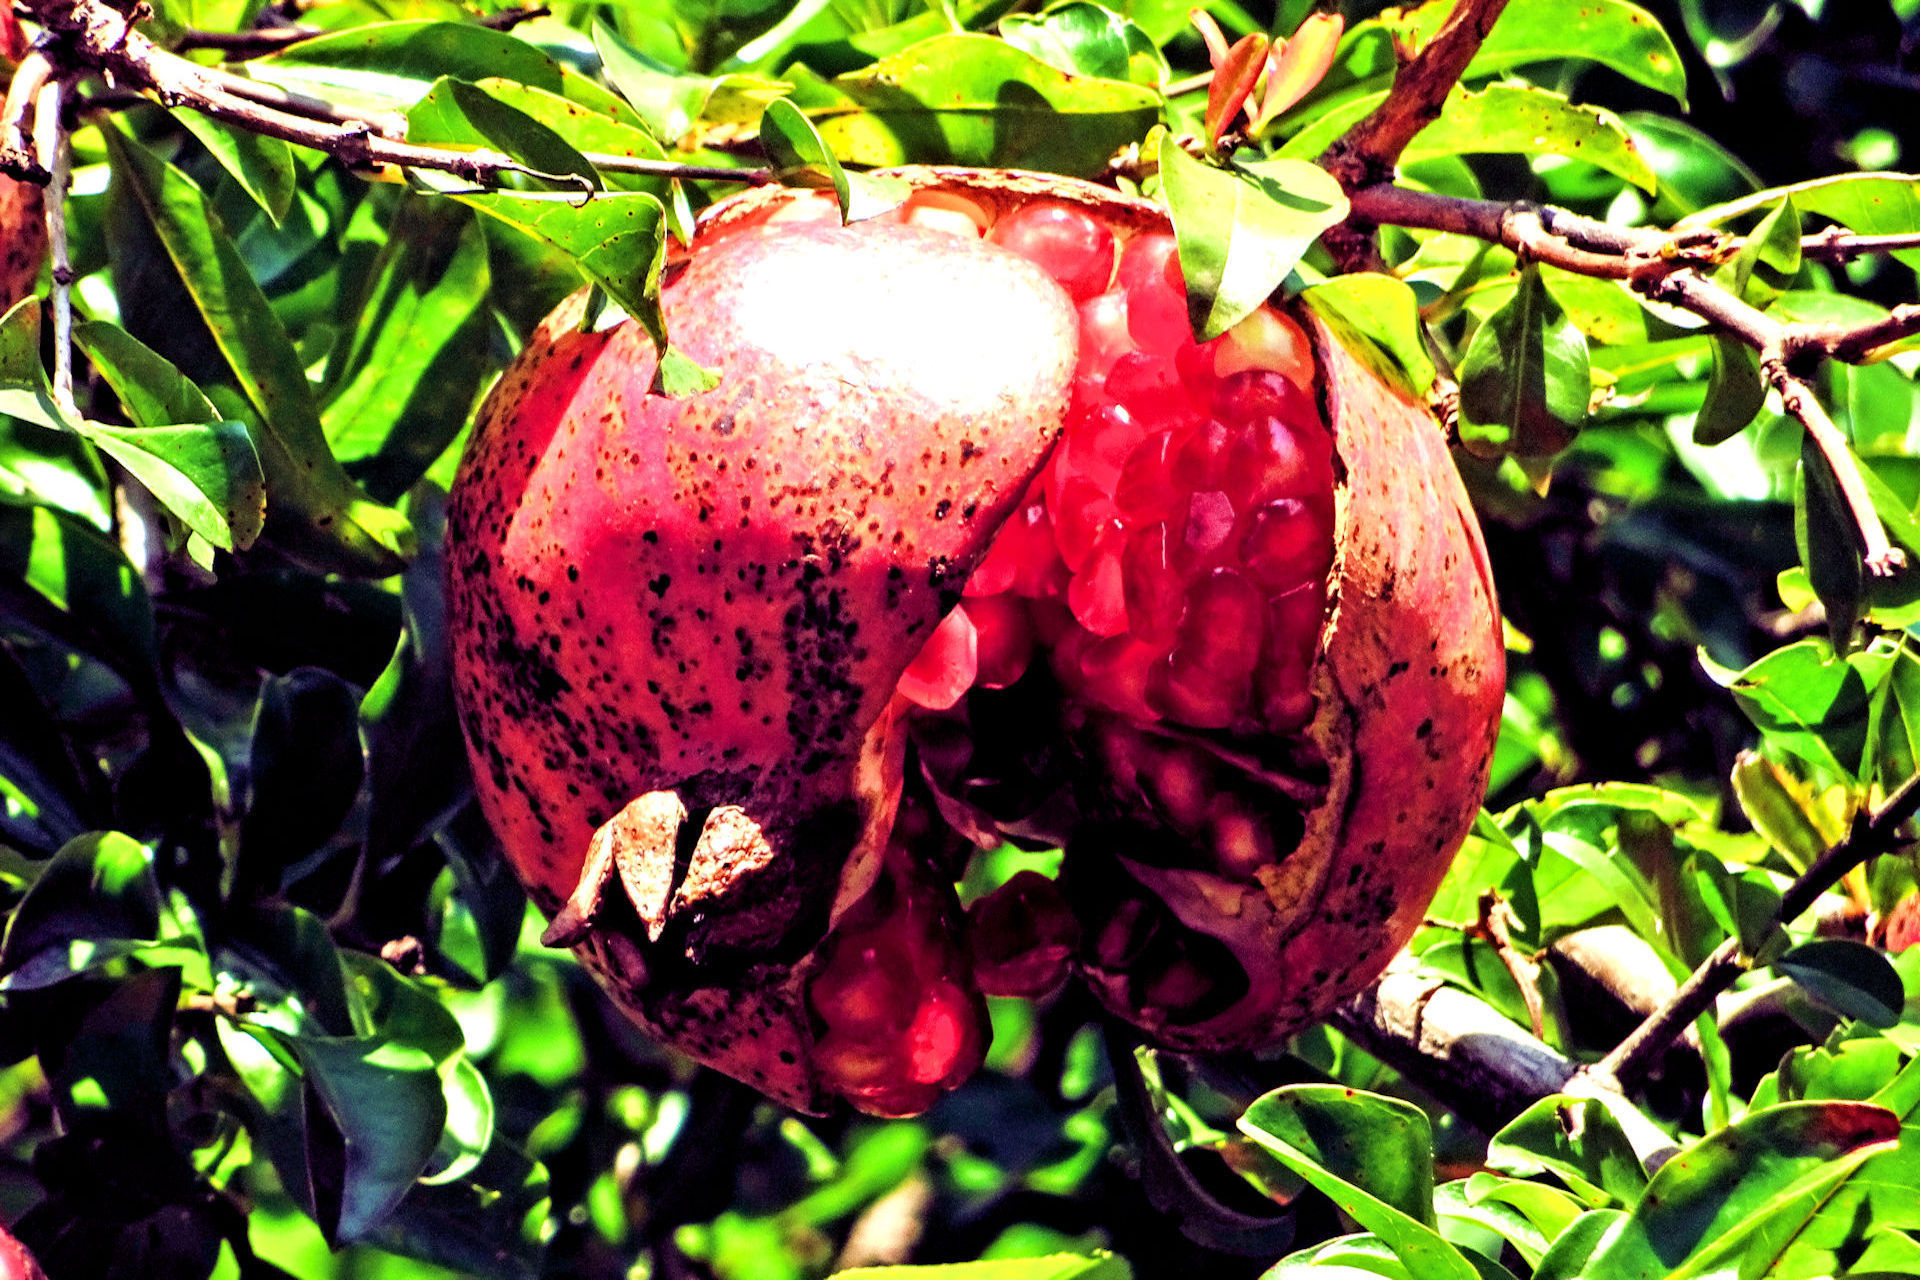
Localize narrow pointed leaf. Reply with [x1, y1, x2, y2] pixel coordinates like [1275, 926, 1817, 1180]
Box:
[1458, 265, 1590, 458]
[1694, 333, 1764, 445]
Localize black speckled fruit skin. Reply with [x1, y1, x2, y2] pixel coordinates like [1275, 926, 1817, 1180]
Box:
[446, 218, 1078, 1105]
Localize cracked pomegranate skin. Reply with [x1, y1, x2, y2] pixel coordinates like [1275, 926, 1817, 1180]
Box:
[447, 168, 1505, 1113]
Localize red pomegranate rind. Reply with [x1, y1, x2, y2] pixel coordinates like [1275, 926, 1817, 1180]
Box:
[1076, 310, 1504, 1050]
[448, 213, 1077, 1109]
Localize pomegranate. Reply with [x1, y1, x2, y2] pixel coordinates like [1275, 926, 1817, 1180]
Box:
[447, 168, 1504, 1114]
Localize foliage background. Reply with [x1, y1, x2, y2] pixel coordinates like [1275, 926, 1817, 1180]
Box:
[5, 0, 1920, 1278]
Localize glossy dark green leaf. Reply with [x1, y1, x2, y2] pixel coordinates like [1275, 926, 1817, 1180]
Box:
[365, 1130, 550, 1280]
[1400, 85, 1657, 193]
[74, 319, 219, 430]
[1722, 195, 1802, 309]
[361, 487, 469, 861]
[1458, 265, 1591, 458]
[338, 951, 466, 1061]
[1586, 1101, 1901, 1278]
[45, 967, 180, 1124]
[321, 209, 492, 503]
[238, 667, 365, 891]
[247, 21, 564, 110]
[101, 123, 414, 576]
[289, 1030, 448, 1243]
[0, 644, 99, 855]
[174, 111, 296, 225]
[1240, 1086, 1479, 1280]
[797, 35, 1161, 177]
[80, 421, 264, 553]
[1775, 940, 1907, 1027]
[433, 804, 525, 985]
[1730, 750, 1831, 872]
[1301, 273, 1436, 397]
[0, 493, 156, 671]
[1487, 1095, 1648, 1209]
[0, 832, 162, 988]
[1796, 437, 1867, 651]
[1158, 144, 1348, 340]
[759, 97, 909, 221]
[1530, 1209, 1627, 1280]
[221, 904, 357, 1037]
[1694, 335, 1765, 446]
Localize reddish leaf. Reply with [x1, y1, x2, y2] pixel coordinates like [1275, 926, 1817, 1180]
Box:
[1206, 33, 1270, 147]
[1253, 13, 1344, 131]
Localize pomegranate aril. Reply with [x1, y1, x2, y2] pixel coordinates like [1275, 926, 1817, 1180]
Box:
[1240, 497, 1333, 594]
[1119, 233, 1189, 352]
[1121, 522, 1185, 644]
[906, 984, 976, 1084]
[1179, 490, 1238, 569]
[1216, 305, 1314, 387]
[967, 493, 1064, 599]
[1256, 584, 1325, 731]
[967, 870, 1078, 999]
[1067, 531, 1128, 637]
[1053, 473, 1120, 572]
[812, 947, 913, 1035]
[1173, 418, 1233, 490]
[966, 592, 1035, 688]
[1185, 569, 1267, 676]
[897, 605, 979, 710]
[1144, 748, 1211, 830]
[1064, 402, 1149, 493]
[1154, 658, 1245, 730]
[1077, 633, 1160, 721]
[1077, 292, 1133, 381]
[1209, 802, 1276, 878]
[1215, 370, 1321, 435]
[1115, 430, 1185, 524]
[1105, 352, 1197, 430]
[1225, 416, 1319, 509]
[988, 200, 1117, 302]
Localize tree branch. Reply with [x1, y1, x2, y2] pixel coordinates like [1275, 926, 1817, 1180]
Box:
[1584, 768, 1920, 1092]
[1320, 0, 1513, 191]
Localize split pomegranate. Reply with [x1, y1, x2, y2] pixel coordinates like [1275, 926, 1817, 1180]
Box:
[447, 168, 1505, 1113]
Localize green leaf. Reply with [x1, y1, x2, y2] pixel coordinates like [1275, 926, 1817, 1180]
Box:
[247, 20, 564, 111]
[1775, 940, 1907, 1028]
[79, 420, 264, 554]
[1240, 1086, 1480, 1280]
[320, 208, 492, 503]
[1585, 1101, 1901, 1279]
[1684, 174, 1920, 270]
[1530, 1209, 1627, 1280]
[238, 667, 365, 891]
[1157, 144, 1348, 340]
[1720, 195, 1802, 309]
[360, 487, 468, 861]
[101, 122, 414, 576]
[365, 1131, 549, 1280]
[593, 20, 787, 142]
[0, 644, 99, 854]
[290, 1029, 448, 1243]
[1730, 750, 1832, 872]
[998, 3, 1165, 85]
[465, 78, 669, 196]
[0, 832, 162, 989]
[0, 298, 78, 434]
[1694, 334, 1765, 445]
[73, 319, 220, 429]
[0, 493, 156, 672]
[1797, 436, 1870, 652]
[796, 35, 1161, 178]
[759, 97, 910, 222]
[407, 77, 601, 191]
[1458, 265, 1590, 459]
[174, 111, 296, 225]
[1487, 1095, 1648, 1209]
[1301, 273, 1436, 396]
[1710, 637, 1893, 781]
[829, 1254, 1131, 1278]
[1369, 0, 1686, 104]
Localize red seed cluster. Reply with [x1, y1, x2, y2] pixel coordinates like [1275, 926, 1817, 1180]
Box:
[808, 848, 986, 1116]
[892, 201, 1337, 736]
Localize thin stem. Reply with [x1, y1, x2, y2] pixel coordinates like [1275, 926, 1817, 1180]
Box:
[34, 76, 73, 418]
[1588, 769, 1920, 1091]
